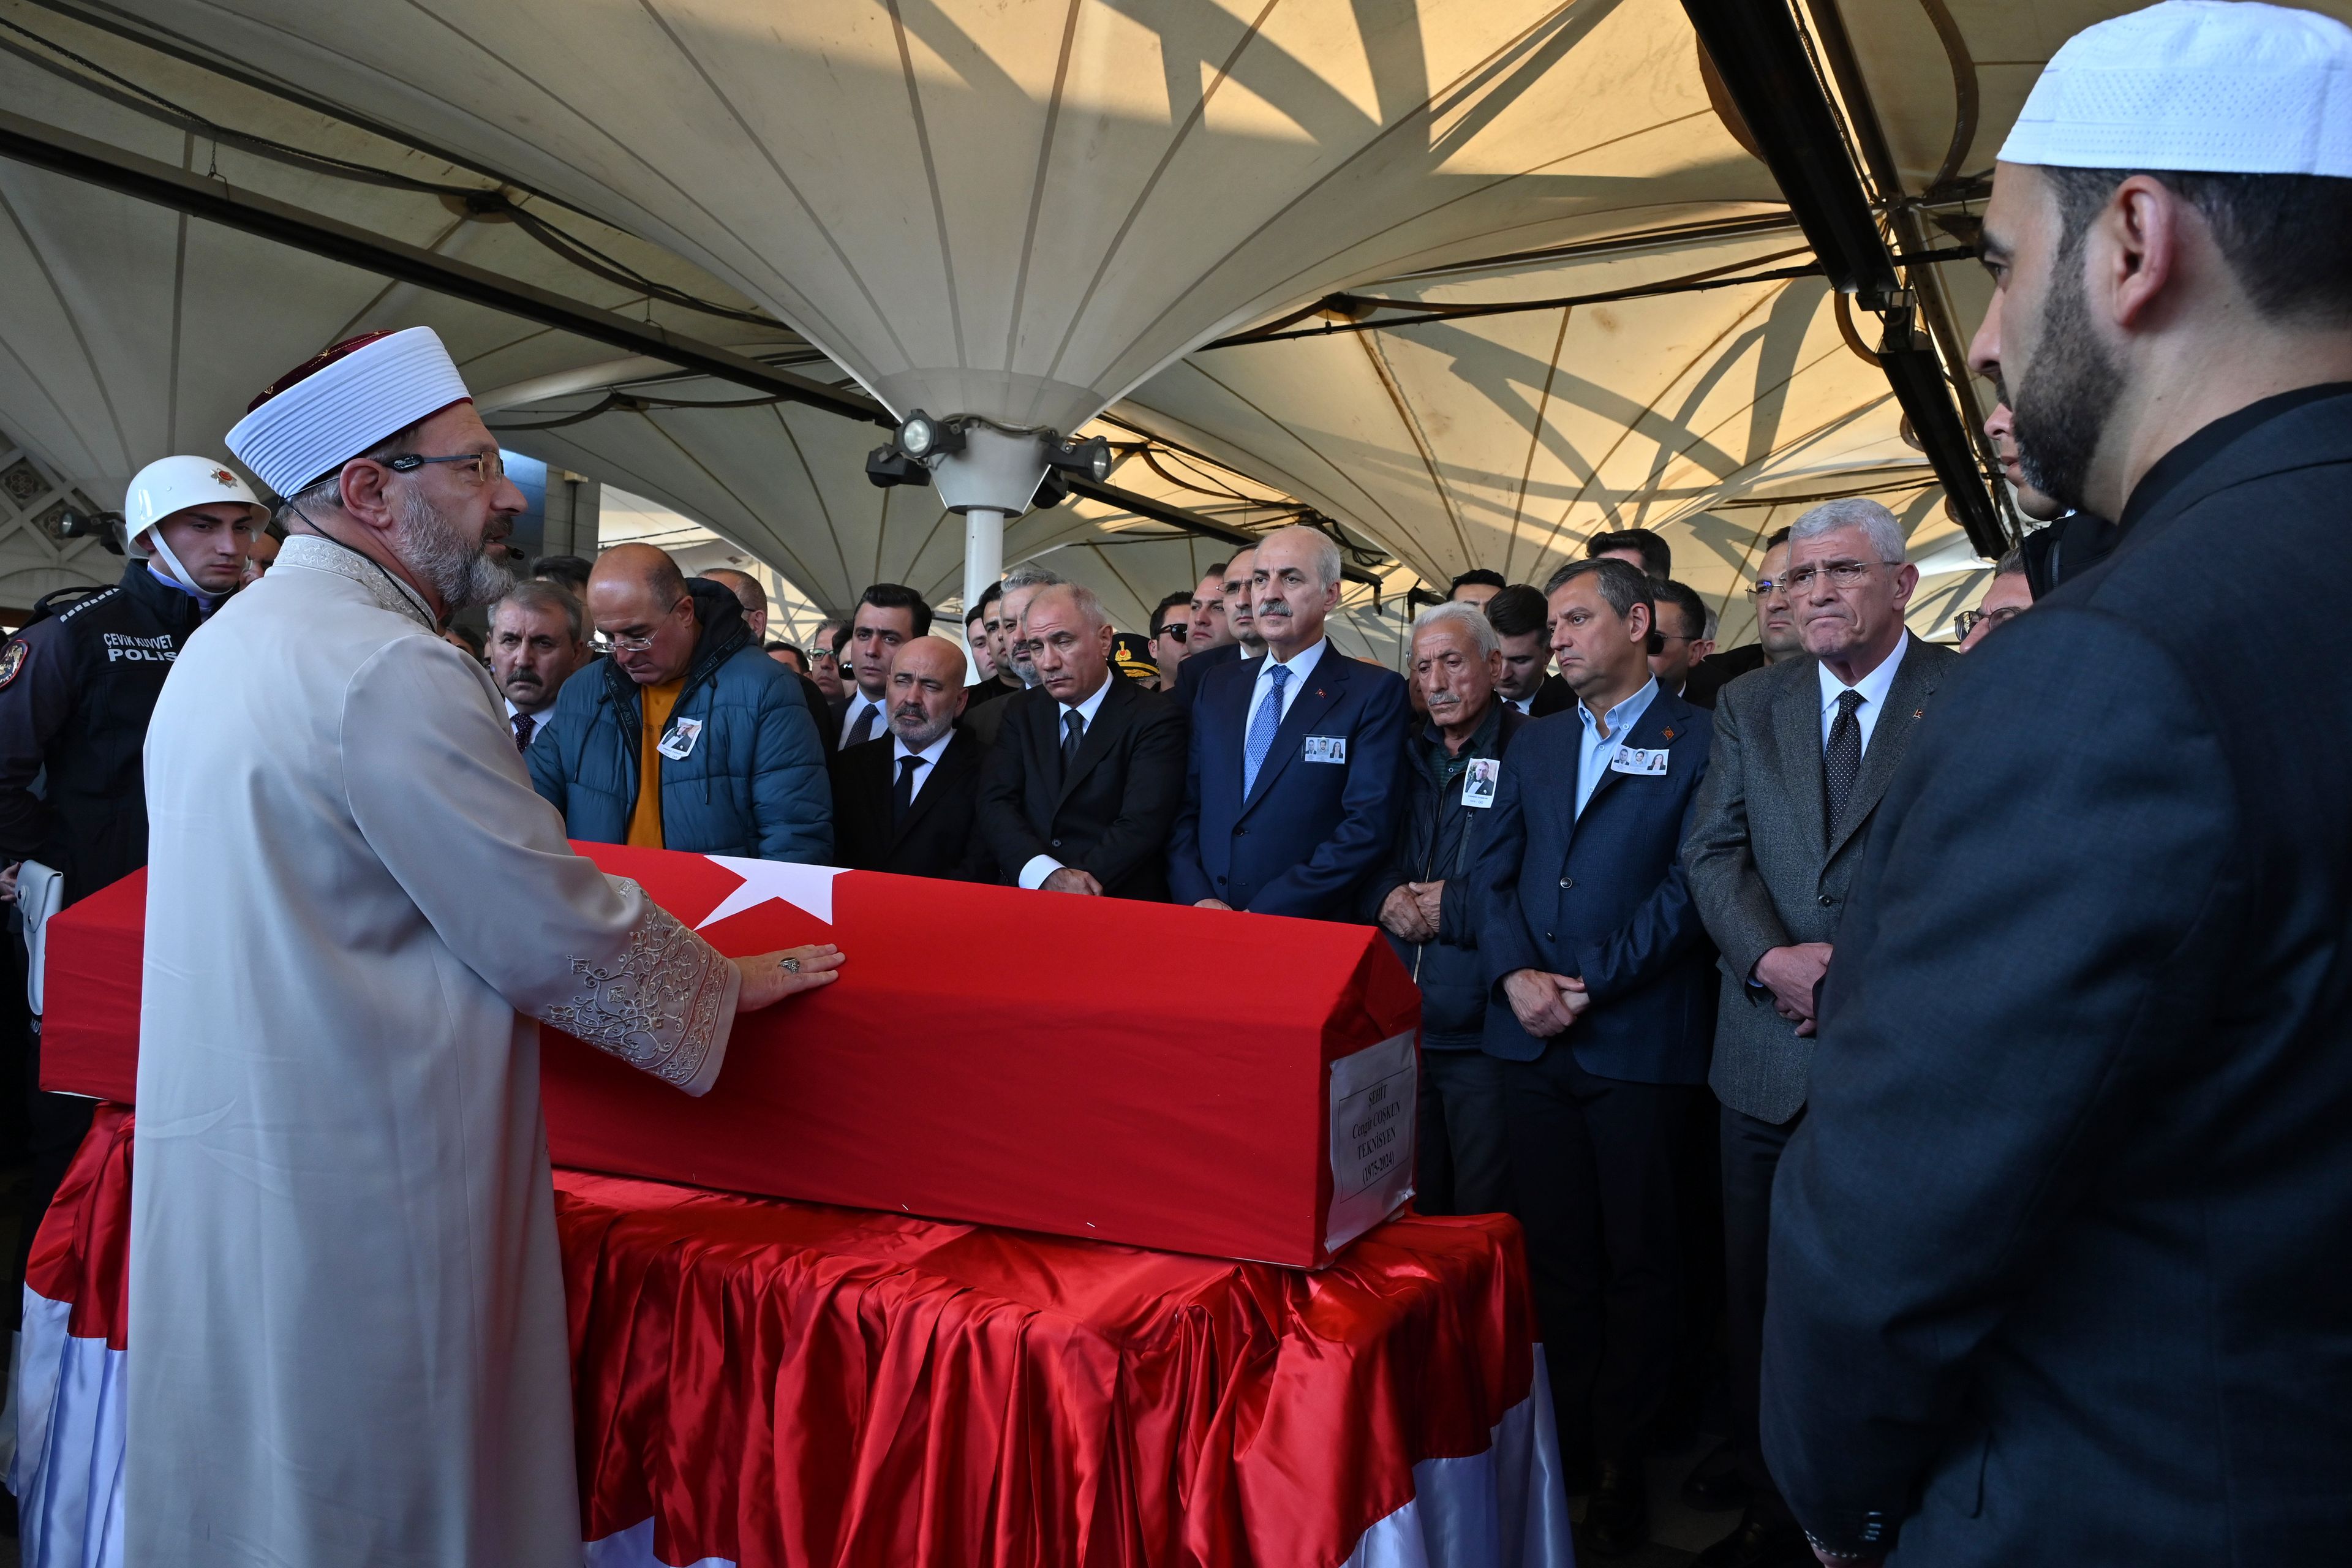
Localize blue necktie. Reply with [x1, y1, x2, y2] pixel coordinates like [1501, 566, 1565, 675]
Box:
[1242, 663, 1292, 796]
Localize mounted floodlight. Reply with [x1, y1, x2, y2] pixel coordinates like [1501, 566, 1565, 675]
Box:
[55, 511, 127, 554]
[1045, 434, 1113, 484]
[865, 443, 933, 489]
[894, 409, 964, 461]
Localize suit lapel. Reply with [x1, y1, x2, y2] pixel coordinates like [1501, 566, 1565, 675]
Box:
[1826, 646, 1942, 858]
[1055, 678, 1131, 812]
[1776, 664, 1830, 848]
[1242, 652, 1350, 815]
[892, 733, 968, 846]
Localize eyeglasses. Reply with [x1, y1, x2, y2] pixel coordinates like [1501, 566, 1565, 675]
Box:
[1953, 605, 2026, 638]
[606, 598, 687, 652]
[384, 450, 507, 484]
[1780, 560, 1882, 593]
[1744, 578, 1781, 599]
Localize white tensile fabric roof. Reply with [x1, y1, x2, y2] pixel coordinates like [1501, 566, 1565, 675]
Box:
[97, 0, 1784, 435]
[8, 0, 2348, 647]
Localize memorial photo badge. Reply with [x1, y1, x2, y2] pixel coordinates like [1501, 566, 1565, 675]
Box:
[1303, 734, 1348, 764]
[1461, 756, 1501, 808]
[657, 716, 703, 760]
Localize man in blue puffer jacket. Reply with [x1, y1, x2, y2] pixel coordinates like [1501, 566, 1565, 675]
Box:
[529, 544, 831, 862]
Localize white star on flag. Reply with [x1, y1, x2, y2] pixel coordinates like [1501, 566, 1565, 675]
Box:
[695, 856, 842, 929]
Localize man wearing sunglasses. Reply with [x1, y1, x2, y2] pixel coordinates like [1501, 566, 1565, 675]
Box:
[1147, 590, 1194, 692]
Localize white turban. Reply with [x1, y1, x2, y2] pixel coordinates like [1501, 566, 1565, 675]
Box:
[1999, 1, 2352, 176]
[225, 327, 473, 499]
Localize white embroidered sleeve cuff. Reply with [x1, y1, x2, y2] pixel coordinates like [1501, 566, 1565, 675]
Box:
[535, 880, 741, 1096]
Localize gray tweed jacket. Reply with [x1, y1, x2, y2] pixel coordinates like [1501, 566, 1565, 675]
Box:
[1681, 638, 1956, 1122]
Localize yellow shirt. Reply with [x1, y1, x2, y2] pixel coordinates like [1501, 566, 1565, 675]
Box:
[627, 677, 685, 848]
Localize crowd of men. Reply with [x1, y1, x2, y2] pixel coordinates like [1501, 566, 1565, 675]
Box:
[0, 460, 2033, 1568]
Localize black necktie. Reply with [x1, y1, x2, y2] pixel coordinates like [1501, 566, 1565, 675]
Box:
[1060, 709, 1085, 777]
[892, 753, 922, 829]
[512, 712, 535, 753]
[846, 701, 878, 748]
[1823, 688, 1864, 840]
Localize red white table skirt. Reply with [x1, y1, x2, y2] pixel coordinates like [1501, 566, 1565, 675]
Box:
[6, 1107, 1572, 1567]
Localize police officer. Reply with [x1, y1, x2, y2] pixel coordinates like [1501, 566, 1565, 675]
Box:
[1, 453, 262, 1306]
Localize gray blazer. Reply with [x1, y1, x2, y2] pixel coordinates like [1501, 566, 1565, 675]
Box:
[1681, 639, 1956, 1122]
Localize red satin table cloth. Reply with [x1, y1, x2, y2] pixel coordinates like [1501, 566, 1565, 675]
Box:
[29, 1106, 1546, 1567]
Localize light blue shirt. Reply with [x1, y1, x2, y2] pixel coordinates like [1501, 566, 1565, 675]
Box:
[1573, 676, 1660, 818]
[1245, 636, 1327, 730]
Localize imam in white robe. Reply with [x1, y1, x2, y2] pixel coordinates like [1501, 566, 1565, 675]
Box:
[127, 533, 741, 1566]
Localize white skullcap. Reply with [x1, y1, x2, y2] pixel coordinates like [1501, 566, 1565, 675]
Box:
[225, 326, 473, 498]
[2000, 1, 2352, 176]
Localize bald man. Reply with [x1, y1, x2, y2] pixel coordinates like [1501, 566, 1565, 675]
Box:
[529, 542, 831, 861]
[830, 634, 990, 880]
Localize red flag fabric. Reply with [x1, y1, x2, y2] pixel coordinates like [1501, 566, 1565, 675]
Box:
[40, 846, 1423, 1266]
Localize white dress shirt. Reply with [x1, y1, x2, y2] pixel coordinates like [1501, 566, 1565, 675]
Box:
[1017, 673, 1115, 889]
[888, 727, 956, 802]
[1573, 676, 1659, 818]
[839, 688, 887, 749]
[1815, 631, 1911, 758]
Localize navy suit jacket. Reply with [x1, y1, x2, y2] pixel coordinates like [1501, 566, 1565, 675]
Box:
[1475, 685, 1717, 1082]
[1172, 639, 1245, 709]
[1167, 643, 1408, 918]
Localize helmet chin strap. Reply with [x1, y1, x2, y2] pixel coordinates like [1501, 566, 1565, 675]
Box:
[140, 528, 215, 601]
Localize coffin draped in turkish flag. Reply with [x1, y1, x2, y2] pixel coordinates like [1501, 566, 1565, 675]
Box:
[40, 843, 1421, 1266]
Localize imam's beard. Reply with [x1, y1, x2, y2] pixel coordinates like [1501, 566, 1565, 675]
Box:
[396, 486, 513, 612]
[2010, 261, 2122, 516]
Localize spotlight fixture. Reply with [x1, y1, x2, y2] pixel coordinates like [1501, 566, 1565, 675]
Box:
[1044, 434, 1114, 484]
[55, 510, 127, 554]
[894, 409, 964, 461]
[865, 443, 934, 489]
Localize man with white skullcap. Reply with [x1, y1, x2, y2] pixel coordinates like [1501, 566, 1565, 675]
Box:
[1758, 6, 2352, 1566]
[126, 328, 846, 1567]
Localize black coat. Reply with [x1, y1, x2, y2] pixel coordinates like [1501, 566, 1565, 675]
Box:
[0, 563, 209, 903]
[1354, 701, 1526, 1047]
[976, 677, 1188, 901]
[829, 728, 991, 881]
[1680, 641, 1767, 709]
[1762, 385, 2352, 1566]
[1172, 639, 1245, 708]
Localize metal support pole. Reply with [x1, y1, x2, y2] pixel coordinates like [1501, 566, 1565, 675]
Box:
[963, 508, 1005, 629]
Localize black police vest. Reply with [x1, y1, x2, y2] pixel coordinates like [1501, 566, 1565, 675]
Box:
[9, 563, 208, 902]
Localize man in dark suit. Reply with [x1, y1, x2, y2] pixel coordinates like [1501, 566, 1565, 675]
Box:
[979, 583, 1188, 900]
[832, 584, 930, 750]
[1172, 547, 1256, 708]
[1763, 13, 2352, 1562]
[1681, 498, 1954, 1567]
[1476, 557, 1716, 1556]
[831, 635, 989, 880]
[1485, 584, 1574, 717]
[1682, 530, 1798, 712]
[1169, 527, 1407, 918]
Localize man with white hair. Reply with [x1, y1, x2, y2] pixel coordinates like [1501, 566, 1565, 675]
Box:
[127, 328, 843, 1567]
[1763, 5, 2352, 1564]
[1680, 496, 1956, 1568]
[978, 582, 1188, 899]
[1355, 600, 1521, 1217]
[1169, 525, 1408, 919]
